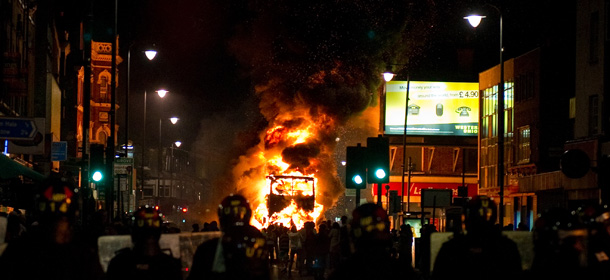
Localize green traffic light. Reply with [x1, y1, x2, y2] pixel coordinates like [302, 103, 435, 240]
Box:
[375, 168, 386, 179]
[92, 171, 103, 182]
[352, 174, 363, 185]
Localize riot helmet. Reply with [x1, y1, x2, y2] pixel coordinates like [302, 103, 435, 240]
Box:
[218, 194, 252, 229]
[131, 206, 163, 242]
[350, 203, 391, 247]
[35, 176, 78, 223]
[464, 195, 497, 232]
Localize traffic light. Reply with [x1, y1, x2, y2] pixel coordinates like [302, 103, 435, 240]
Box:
[90, 144, 105, 183]
[346, 144, 367, 189]
[367, 135, 390, 184]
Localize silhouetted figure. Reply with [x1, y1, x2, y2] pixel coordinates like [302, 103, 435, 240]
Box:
[265, 224, 278, 263]
[339, 215, 351, 263]
[187, 194, 270, 280]
[287, 225, 303, 276]
[303, 221, 317, 275]
[328, 203, 416, 280]
[192, 223, 200, 232]
[528, 207, 590, 279]
[418, 223, 437, 275]
[209, 221, 220, 231]
[106, 207, 182, 280]
[432, 195, 522, 280]
[278, 225, 290, 272]
[398, 224, 413, 267]
[0, 177, 104, 280]
[329, 222, 341, 270]
[313, 223, 330, 280]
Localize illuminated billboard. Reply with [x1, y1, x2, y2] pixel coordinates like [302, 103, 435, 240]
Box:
[384, 81, 479, 136]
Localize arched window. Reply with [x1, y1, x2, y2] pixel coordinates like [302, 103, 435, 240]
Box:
[98, 131, 108, 146]
[98, 70, 111, 102]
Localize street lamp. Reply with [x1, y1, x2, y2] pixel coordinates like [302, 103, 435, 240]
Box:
[139, 89, 168, 207]
[157, 114, 177, 206]
[127, 45, 157, 210]
[145, 49, 157, 61]
[125, 44, 157, 157]
[465, 5, 505, 225]
[170, 140, 182, 199]
[382, 68, 412, 214]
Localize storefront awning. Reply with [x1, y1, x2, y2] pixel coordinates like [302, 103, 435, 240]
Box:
[0, 154, 46, 181]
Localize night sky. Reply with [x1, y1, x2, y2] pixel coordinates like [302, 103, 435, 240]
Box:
[91, 0, 574, 207]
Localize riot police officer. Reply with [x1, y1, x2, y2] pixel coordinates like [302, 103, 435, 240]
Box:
[432, 195, 522, 280]
[0, 176, 104, 280]
[187, 194, 270, 280]
[106, 206, 182, 280]
[328, 203, 416, 280]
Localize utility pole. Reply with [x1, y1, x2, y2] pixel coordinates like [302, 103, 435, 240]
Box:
[80, 0, 94, 226]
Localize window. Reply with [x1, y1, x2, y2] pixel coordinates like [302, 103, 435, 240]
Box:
[589, 95, 599, 135]
[142, 186, 154, 197]
[159, 186, 171, 197]
[517, 126, 531, 164]
[99, 76, 108, 101]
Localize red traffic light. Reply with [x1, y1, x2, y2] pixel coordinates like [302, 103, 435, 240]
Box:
[154, 205, 159, 210]
[181, 207, 188, 213]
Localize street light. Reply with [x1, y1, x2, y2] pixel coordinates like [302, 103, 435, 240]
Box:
[125, 44, 157, 157]
[127, 44, 157, 210]
[157, 114, 177, 206]
[382, 67, 412, 214]
[465, 5, 505, 225]
[139, 89, 168, 207]
[145, 49, 157, 61]
[170, 140, 182, 199]
[156, 89, 168, 98]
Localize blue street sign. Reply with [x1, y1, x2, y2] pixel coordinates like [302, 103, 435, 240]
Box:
[51, 141, 68, 161]
[0, 118, 37, 140]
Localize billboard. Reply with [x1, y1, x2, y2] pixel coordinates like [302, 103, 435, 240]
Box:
[385, 81, 479, 136]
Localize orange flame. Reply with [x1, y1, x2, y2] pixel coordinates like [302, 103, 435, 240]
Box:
[253, 125, 324, 229]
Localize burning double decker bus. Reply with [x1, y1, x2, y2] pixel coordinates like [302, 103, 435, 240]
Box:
[252, 173, 323, 230]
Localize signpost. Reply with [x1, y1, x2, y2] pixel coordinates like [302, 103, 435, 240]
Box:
[114, 157, 134, 175]
[0, 117, 37, 140]
[114, 158, 134, 214]
[51, 141, 68, 161]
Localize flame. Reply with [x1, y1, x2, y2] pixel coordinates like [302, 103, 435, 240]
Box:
[252, 124, 324, 230]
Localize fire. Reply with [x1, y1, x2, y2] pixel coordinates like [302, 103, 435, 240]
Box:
[252, 125, 324, 230]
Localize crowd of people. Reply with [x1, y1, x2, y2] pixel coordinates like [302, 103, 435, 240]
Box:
[0, 176, 610, 280]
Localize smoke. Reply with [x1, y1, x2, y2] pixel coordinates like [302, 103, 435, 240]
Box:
[223, 0, 435, 213]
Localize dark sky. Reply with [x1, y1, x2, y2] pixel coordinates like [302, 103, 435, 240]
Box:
[105, 0, 573, 195]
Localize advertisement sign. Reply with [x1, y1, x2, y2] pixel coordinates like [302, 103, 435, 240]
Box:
[373, 182, 478, 197]
[385, 81, 479, 136]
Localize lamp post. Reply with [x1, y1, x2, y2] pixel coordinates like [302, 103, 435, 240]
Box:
[125, 45, 157, 157]
[157, 113, 177, 206]
[171, 140, 181, 199]
[382, 68, 412, 214]
[140, 89, 167, 207]
[465, 5, 505, 225]
[129, 47, 156, 209]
